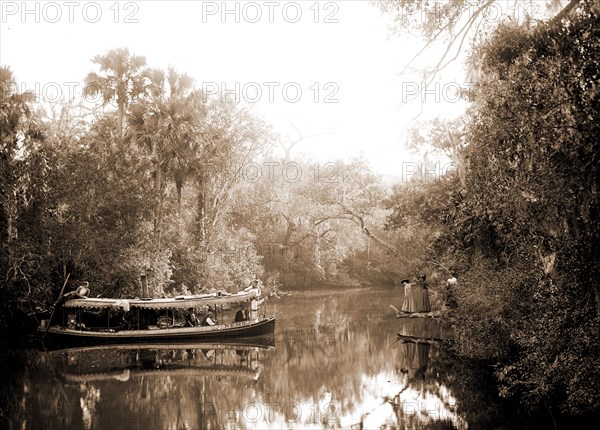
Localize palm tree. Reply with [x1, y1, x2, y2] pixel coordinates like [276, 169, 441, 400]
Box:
[127, 67, 202, 249]
[83, 47, 148, 137]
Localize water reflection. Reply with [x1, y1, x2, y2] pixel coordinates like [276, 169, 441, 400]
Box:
[31, 340, 273, 429]
[57, 341, 271, 384]
[2, 288, 510, 429]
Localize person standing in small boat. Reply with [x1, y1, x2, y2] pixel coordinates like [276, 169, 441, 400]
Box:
[416, 274, 431, 313]
[400, 279, 413, 313]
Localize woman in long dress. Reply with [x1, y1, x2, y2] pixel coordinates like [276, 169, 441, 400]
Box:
[400, 279, 418, 312]
[415, 275, 431, 312]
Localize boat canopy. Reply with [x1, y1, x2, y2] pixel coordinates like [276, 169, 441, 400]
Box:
[62, 288, 260, 310]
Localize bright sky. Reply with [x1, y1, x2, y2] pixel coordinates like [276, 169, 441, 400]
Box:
[0, 0, 472, 175]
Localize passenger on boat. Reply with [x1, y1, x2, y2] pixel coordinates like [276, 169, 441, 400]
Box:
[67, 313, 77, 330]
[249, 297, 264, 321]
[121, 311, 134, 330]
[234, 305, 248, 322]
[202, 349, 215, 359]
[201, 312, 216, 326]
[62, 282, 90, 301]
[236, 348, 249, 364]
[186, 308, 198, 327]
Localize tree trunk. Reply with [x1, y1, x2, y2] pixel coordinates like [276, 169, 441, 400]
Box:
[550, 0, 582, 25]
[154, 161, 163, 252]
[314, 228, 322, 271]
[342, 204, 407, 260]
[176, 180, 183, 217]
[117, 100, 124, 138]
[361, 225, 403, 259]
[197, 176, 206, 245]
[594, 280, 600, 318]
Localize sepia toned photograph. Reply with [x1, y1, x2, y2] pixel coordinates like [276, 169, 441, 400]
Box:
[0, 1, 598, 428]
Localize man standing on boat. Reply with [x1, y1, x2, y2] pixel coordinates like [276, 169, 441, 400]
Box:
[246, 277, 265, 321]
[249, 296, 264, 321]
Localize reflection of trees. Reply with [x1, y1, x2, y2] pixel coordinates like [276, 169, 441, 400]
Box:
[263, 292, 406, 425]
[424, 343, 517, 430]
[1, 350, 83, 429]
[5, 346, 271, 430]
[6, 290, 522, 429]
[263, 291, 513, 429]
[94, 376, 224, 429]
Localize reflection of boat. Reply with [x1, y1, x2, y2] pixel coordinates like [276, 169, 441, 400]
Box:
[40, 287, 275, 347]
[49, 340, 273, 383]
[396, 333, 444, 343]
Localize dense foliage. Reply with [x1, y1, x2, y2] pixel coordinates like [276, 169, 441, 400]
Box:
[385, 0, 600, 418]
[0, 51, 276, 344]
[0, 50, 399, 346]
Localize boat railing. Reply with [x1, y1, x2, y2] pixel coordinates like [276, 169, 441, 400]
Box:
[54, 315, 272, 333]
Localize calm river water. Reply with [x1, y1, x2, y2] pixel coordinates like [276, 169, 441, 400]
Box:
[1, 287, 514, 429]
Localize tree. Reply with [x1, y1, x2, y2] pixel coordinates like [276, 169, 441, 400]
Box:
[383, 0, 600, 417]
[0, 67, 49, 340]
[83, 47, 148, 137]
[188, 97, 273, 290]
[449, 1, 598, 416]
[43, 110, 155, 297]
[128, 68, 201, 246]
[376, 0, 582, 107]
[238, 156, 407, 287]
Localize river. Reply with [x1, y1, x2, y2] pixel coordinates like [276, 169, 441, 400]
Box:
[0, 286, 514, 429]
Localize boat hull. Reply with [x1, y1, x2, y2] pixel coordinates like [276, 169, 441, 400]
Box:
[41, 317, 276, 348]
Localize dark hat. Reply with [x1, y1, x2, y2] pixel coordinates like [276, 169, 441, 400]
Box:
[400, 279, 410, 284]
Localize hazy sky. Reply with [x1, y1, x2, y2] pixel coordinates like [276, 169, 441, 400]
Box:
[1, 0, 470, 175]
